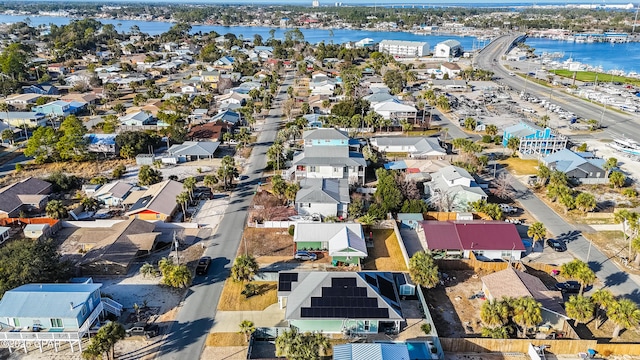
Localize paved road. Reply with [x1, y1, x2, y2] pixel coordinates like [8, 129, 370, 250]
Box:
[156, 74, 291, 360]
[504, 169, 640, 302]
[476, 34, 640, 142]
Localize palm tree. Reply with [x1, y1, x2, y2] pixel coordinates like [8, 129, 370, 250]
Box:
[537, 164, 551, 185]
[511, 297, 542, 338]
[267, 142, 285, 170]
[183, 176, 197, 202]
[163, 264, 192, 288]
[46, 200, 68, 219]
[614, 209, 640, 263]
[527, 222, 547, 248]
[217, 155, 239, 190]
[231, 254, 259, 283]
[480, 298, 510, 327]
[408, 251, 440, 289]
[203, 175, 219, 193]
[485, 124, 498, 137]
[481, 326, 509, 339]
[81, 196, 98, 212]
[565, 295, 595, 325]
[139, 262, 158, 278]
[591, 289, 615, 329]
[609, 171, 626, 188]
[575, 192, 597, 213]
[238, 320, 256, 342]
[561, 259, 595, 295]
[607, 298, 640, 338]
[176, 192, 190, 220]
[83, 321, 126, 360]
[507, 137, 520, 157]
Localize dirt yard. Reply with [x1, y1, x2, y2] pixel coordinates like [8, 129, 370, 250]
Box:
[361, 228, 408, 271]
[239, 227, 294, 257]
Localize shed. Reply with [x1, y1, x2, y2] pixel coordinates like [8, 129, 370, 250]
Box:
[0, 226, 9, 243]
[23, 223, 51, 240]
[136, 154, 155, 166]
[397, 213, 424, 229]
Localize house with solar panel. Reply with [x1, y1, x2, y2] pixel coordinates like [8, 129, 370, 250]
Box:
[288, 128, 367, 185]
[277, 272, 416, 335]
[294, 223, 367, 266]
[0, 281, 122, 354]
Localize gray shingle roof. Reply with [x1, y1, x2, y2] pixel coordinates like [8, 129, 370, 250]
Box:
[169, 141, 220, 157]
[303, 128, 348, 140]
[295, 178, 350, 204]
[0, 177, 51, 215]
[125, 180, 183, 216]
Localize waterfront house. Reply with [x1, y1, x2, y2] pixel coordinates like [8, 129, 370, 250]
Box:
[434, 40, 463, 58]
[503, 121, 568, 157]
[289, 128, 367, 185]
[277, 271, 405, 334]
[421, 220, 525, 260]
[294, 223, 367, 266]
[0, 177, 51, 219]
[370, 137, 446, 158]
[542, 148, 607, 184]
[125, 180, 183, 221]
[424, 165, 487, 211]
[295, 178, 350, 219]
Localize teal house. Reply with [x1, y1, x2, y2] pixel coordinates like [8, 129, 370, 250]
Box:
[293, 222, 367, 266]
[502, 121, 567, 157]
[277, 272, 405, 335]
[0, 282, 122, 354]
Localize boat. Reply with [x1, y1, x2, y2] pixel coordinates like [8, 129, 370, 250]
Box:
[610, 137, 640, 157]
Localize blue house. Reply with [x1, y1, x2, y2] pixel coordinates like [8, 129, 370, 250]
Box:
[22, 83, 59, 95]
[211, 110, 241, 126]
[0, 282, 122, 353]
[502, 121, 567, 157]
[32, 100, 83, 117]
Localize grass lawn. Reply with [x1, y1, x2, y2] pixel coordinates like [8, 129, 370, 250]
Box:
[551, 70, 640, 86]
[205, 332, 247, 346]
[384, 152, 409, 158]
[361, 229, 408, 271]
[217, 280, 278, 311]
[498, 157, 538, 175]
[407, 128, 441, 137]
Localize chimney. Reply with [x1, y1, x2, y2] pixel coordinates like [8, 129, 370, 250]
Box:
[70, 302, 74, 310]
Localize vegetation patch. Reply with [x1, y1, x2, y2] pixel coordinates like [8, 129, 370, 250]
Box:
[217, 280, 277, 311]
[550, 70, 640, 86]
[361, 229, 408, 271]
[498, 158, 538, 175]
[205, 332, 247, 347]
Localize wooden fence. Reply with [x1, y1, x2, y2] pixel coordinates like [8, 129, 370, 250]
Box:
[594, 343, 640, 356]
[0, 217, 62, 233]
[440, 338, 596, 355]
[424, 212, 492, 221]
[435, 252, 512, 272]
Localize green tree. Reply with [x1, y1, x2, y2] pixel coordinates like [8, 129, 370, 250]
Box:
[238, 320, 256, 342]
[56, 115, 89, 161]
[609, 171, 626, 188]
[81, 196, 98, 212]
[527, 222, 546, 247]
[162, 264, 192, 288]
[82, 321, 126, 360]
[603, 157, 618, 172]
[565, 295, 594, 326]
[607, 298, 640, 338]
[383, 69, 406, 94]
[183, 176, 197, 202]
[549, 170, 568, 187]
[138, 165, 163, 186]
[231, 254, 259, 283]
[275, 328, 330, 360]
[139, 262, 158, 278]
[485, 124, 498, 136]
[177, 192, 190, 219]
[408, 251, 439, 289]
[591, 289, 615, 329]
[24, 126, 58, 163]
[536, 164, 551, 185]
[270, 175, 287, 197]
[576, 143, 588, 152]
[112, 164, 126, 178]
[481, 326, 510, 339]
[511, 297, 542, 338]
[575, 192, 597, 212]
[217, 155, 239, 190]
[1, 128, 14, 145]
[506, 137, 520, 156]
[464, 117, 477, 131]
[480, 299, 510, 327]
[561, 259, 595, 295]
[373, 168, 404, 214]
[203, 175, 219, 193]
[46, 199, 68, 219]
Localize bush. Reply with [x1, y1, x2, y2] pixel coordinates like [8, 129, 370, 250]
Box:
[623, 188, 638, 198]
[242, 283, 258, 298]
[421, 323, 432, 335]
[15, 163, 24, 172]
[112, 164, 126, 178]
[481, 135, 493, 143]
[493, 135, 503, 145]
[288, 225, 295, 236]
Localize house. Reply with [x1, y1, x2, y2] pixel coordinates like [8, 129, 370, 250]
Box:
[430, 80, 468, 91]
[78, 219, 160, 275]
[32, 100, 77, 117]
[363, 92, 396, 106]
[119, 111, 154, 126]
[0, 177, 51, 219]
[92, 181, 134, 207]
[22, 83, 59, 95]
[421, 220, 525, 260]
[302, 113, 323, 128]
[46, 63, 67, 75]
[84, 134, 118, 155]
[295, 178, 350, 219]
[125, 180, 183, 221]
[5, 93, 42, 108]
[397, 213, 424, 229]
[378, 40, 429, 57]
[211, 110, 241, 126]
[441, 62, 462, 78]
[542, 149, 607, 184]
[482, 267, 569, 330]
[434, 40, 463, 58]
[168, 141, 220, 162]
[188, 121, 233, 142]
[188, 109, 210, 124]
[294, 223, 367, 266]
[23, 223, 52, 240]
[503, 121, 568, 157]
[215, 92, 248, 107]
[424, 165, 487, 211]
[370, 137, 446, 158]
[61, 93, 100, 106]
[214, 56, 235, 69]
[0, 226, 9, 244]
[0, 112, 48, 128]
[0, 282, 122, 352]
[372, 100, 418, 122]
[290, 128, 367, 185]
[200, 70, 220, 84]
[277, 271, 405, 334]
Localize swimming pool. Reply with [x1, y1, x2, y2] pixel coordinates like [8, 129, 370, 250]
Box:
[406, 342, 430, 359]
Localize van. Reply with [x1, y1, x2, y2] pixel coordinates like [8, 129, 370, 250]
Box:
[522, 108, 536, 113]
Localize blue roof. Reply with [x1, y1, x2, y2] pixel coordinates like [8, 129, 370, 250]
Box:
[384, 160, 407, 170]
[0, 283, 101, 319]
[333, 343, 411, 360]
[543, 148, 605, 173]
[85, 133, 117, 145]
[397, 213, 425, 221]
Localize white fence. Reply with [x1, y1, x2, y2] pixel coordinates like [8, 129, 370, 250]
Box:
[62, 220, 125, 228]
[355, 187, 376, 194]
[248, 220, 296, 228]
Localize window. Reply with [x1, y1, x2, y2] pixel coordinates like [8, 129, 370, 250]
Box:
[364, 320, 370, 332]
[50, 318, 63, 328]
[81, 305, 87, 317]
[501, 251, 512, 258]
[333, 167, 340, 173]
[309, 166, 317, 173]
[12, 318, 20, 327]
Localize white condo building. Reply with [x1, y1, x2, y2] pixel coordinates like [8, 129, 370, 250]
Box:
[378, 40, 429, 57]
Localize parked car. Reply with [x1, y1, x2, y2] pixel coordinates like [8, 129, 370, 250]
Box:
[126, 323, 159, 339]
[196, 256, 212, 275]
[547, 239, 567, 252]
[294, 251, 317, 261]
[499, 204, 518, 214]
[555, 281, 581, 293]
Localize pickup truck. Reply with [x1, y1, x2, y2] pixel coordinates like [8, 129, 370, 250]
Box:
[498, 204, 518, 214]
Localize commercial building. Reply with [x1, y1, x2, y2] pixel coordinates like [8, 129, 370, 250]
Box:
[378, 40, 429, 58]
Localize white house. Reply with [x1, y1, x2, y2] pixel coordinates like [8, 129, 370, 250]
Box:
[119, 111, 154, 126]
[295, 178, 350, 219]
[425, 165, 487, 211]
[372, 100, 418, 121]
[441, 62, 462, 79]
[434, 40, 463, 58]
[378, 40, 429, 57]
[370, 137, 446, 157]
[294, 223, 368, 265]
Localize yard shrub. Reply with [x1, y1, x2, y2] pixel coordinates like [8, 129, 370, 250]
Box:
[481, 135, 492, 143]
[288, 225, 295, 236]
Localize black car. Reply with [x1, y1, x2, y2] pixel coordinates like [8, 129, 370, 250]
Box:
[196, 256, 212, 275]
[547, 239, 567, 252]
[555, 281, 581, 293]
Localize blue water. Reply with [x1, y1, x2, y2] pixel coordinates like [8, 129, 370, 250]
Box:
[1, 13, 639, 73]
[406, 342, 430, 359]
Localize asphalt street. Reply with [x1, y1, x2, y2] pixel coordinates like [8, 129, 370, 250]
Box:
[504, 169, 640, 302]
[156, 73, 291, 360]
[476, 34, 640, 142]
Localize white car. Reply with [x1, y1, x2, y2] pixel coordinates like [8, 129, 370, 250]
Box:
[508, 72, 515, 76]
[499, 204, 518, 214]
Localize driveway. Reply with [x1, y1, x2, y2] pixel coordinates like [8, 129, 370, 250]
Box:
[505, 169, 640, 302]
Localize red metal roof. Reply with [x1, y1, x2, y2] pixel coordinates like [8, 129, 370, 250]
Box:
[421, 221, 525, 251]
